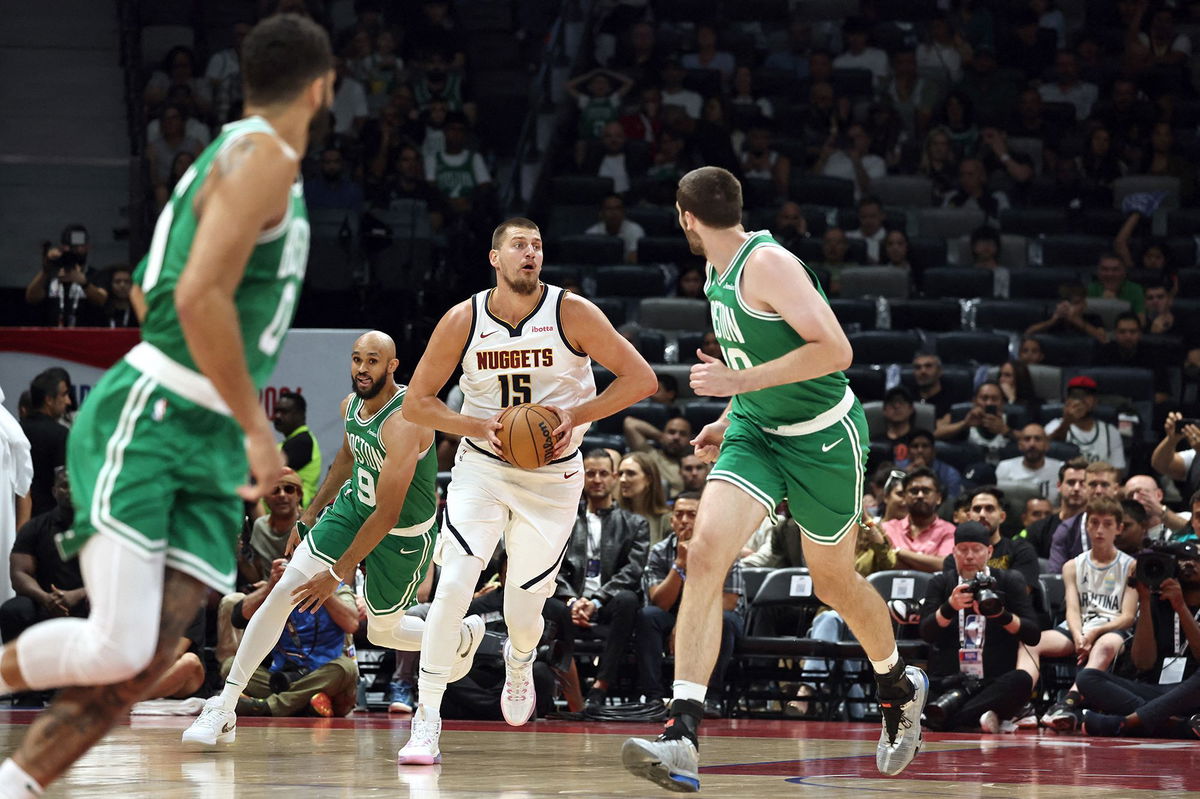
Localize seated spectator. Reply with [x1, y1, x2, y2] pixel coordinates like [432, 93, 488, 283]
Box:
[678, 454, 710, 497]
[1126, 5, 1192, 72]
[959, 47, 1017, 129]
[916, 14, 965, 85]
[882, 467, 957, 572]
[19, 371, 70, 516]
[662, 106, 739, 179]
[137, 608, 207, 703]
[220, 558, 359, 717]
[935, 381, 1014, 463]
[1116, 499, 1148, 555]
[871, 467, 909, 526]
[996, 359, 1039, 415]
[764, 17, 813, 79]
[366, 144, 447, 232]
[771, 201, 810, 252]
[1098, 312, 1171, 404]
[581, 121, 649, 196]
[568, 67, 635, 165]
[942, 158, 1008, 228]
[1017, 496, 1054, 540]
[77, 264, 138, 329]
[997, 7, 1057, 82]
[876, 386, 916, 464]
[659, 56, 702, 119]
[24, 223, 108, 328]
[144, 45, 212, 119]
[1134, 122, 1195, 206]
[730, 66, 774, 123]
[884, 47, 938, 138]
[361, 29, 405, 107]
[617, 452, 672, 545]
[1178, 491, 1200, 545]
[610, 21, 664, 88]
[1046, 377, 1126, 472]
[1151, 412, 1200, 497]
[1049, 460, 1121, 572]
[681, 23, 736, 89]
[1024, 282, 1107, 344]
[1018, 457, 1089, 559]
[1123, 473, 1186, 542]
[1080, 540, 1200, 738]
[555, 450, 648, 712]
[953, 486, 1040, 592]
[238, 469, 302, 588]
[635, 491, 744, 717]
[641, 129, 693, 203]
[996, 424, 1063, 504]
[425, 111, 493, 217]
[1088, 253, 1145, 318]
[881, 230, 913, 275]
[1018, 336, 1045, 366]
[1038, 50, 1098, 122]
[409, 49, 469, 116]
[846, 195, 887, 264]
[1078, 124, 1126, 187]
[146, 85, 212, 148]
[272, 391, 321, 505]
[622, 415, 692, 498]
[619, 86, 663, 147]
[739, 121, 790, 202]
[919, 126, 960, 203]
[306, 147, 364, 212]
[933, 91, 980, 161]
[912, 352, 955, 420]
[147, 105, 205, 200]
[967, 226, 1009, 299]
[813, 123, 886, 201]
[899, 429, 964, 504]
[697, 330, 722, 362]
[832, 16, 890, 89]
[0, 467, 86, 647]
[1036, 498, 1137, 731]
[978, 127, 1035, 201]
[919, 521, 1041, 732]
[1005, 89, 1059, 169]
[585, 194, 644, 263]
[646, 374, 681, 411]
[810, 227, 854, 295]
[205, 21, 248, 125]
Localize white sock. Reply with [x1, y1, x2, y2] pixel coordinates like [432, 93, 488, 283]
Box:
[672, 680, 707, 704]
[870, 646, 901, 675]
[0, 759, 43, 799]
[506, 644, 534, 664]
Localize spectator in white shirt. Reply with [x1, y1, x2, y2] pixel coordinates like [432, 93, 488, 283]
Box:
[205, 22, 249, 124]
[814, 123, 887, 200]
[659, 57, 702, 119]
[846, 195, 887, 264]
[681, 23, 736, 90]
[997, 424, 1063, 504]
[331, 57, 369, 138]
[585, 194, 645, 264]
[832, 17, 890, 89]
[916, 15, 966, 85]
[1038, 51, 1098, 122]
[1045, 376, 1127, 474]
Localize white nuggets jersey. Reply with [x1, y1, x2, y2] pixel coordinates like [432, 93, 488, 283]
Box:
[459, 284, 596, 457]
[1072, 549, 1134, 631]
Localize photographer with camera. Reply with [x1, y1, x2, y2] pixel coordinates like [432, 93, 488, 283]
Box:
[1036, 497, 1137, 731]
[1151, 411, 1200, 500]
[23, 225, 107, 327]
[220, 556, 360, 717]
[919, 522, 1041, 733]
[1078, 540, 1200, 738]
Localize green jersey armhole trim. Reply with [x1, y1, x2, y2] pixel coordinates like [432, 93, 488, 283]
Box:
[712, 233, 757, 288]
[354, 385, 407, 426]
[374, 393, 412, 457]
[734, 241, 785, 321]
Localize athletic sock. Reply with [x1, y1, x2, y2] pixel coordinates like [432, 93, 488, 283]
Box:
[660, 699, 704, 748]
[218, 681, 244, 712]
[869, 645, 901, 675]
[671, 679, 707, 705]
[507, 644, 535, 665]
[0, 759, 43, 799]
[875, 658, 913, 702]
[417, 670, 448, 718]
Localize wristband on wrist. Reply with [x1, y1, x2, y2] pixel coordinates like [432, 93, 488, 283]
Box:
[990, 610, 1014, 626]
[328, 565, 344, 583]
[939, 601, 955, 619]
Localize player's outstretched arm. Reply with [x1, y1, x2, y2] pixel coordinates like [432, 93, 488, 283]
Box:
[555, 293, 658, 432]
[293, 414, 433, 612]
[403, 301, 501, 448]
[176, 134, 297, 497]
[690, 248, 852, 398]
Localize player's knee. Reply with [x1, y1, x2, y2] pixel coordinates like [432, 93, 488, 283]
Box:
[90, 634, 158, 684]
[366, 614, 400, 648]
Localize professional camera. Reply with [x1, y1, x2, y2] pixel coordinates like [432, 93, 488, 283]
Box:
[923, 674, 984, 730]
[965, 574, 1003, 617]
[1134, 540, 1200, 591]
[269, 662, 312, 693]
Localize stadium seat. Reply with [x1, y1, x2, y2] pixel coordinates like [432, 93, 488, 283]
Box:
[830, 298, 878, 331]
[1040, 234, 1111, 267]
[626, 205, 679, 236]
[1084, 297, 1131, 329]
[1009, 268, 1084, 300]
[1061, 366, 1155, 406]
[654, 364, 695, 399]
[998, 208, 1068, 237]
[915, 207, 986, 239]
[831, 68, 873, 97]
[589, 296, 626, 327]
[934, 332, 1010, 365]
[973, 299, 1048, 333]
[848, 330, 922, 364]
[888, 299, 961, 332]
[789, 175, 856, 208]
[634, 329, 666, 363]
[556, 235, 624, 265]
[906, 236, 948, 271]
[637, 297, 710, 330]
[593, 266, 663, 297]
[951, 233, 1029, 269]
[844, 365, 885, 401]
[838, 267, 911, 299]
[637, 235, 695, 266]
[871, 175, 934, 208]
[683, 400, 727, 432]
[1167, 209, 1200, 236]
[1113, 175, 1182, 211]
[985, 364, 1063, 403]
[863, 401, 937, 438]
[921, 267, 994, 299]
[898, 364, 975, 405]
[546, 204, 600, 241]
[596, 400, 669, 435]
[592, 365, 616, 392]
[1077, 208, 1126, 237]
[538, 265, 580, 287]
[549, 175, 614, 204]
[935, 441, 986, 472]
[1031, 334, 1097, 367]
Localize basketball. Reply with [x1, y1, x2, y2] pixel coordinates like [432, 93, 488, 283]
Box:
[497, 403, 561, 469]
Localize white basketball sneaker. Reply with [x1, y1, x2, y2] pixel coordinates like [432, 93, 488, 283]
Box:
[449, 614, 486, 683]
[397, 705, 443, 765]
[181, 697, 237, 746]
[501, 638, 536, 726]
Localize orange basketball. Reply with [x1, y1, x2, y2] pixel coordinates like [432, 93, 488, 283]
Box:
[497, 403, 561, 469]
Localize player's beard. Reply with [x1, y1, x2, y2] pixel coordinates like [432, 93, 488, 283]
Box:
[353, 374, 385, 399]
[683, 226, 705, 257]
[502, 268, 539, 296]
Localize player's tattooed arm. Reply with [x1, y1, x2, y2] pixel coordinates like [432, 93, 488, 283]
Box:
[212, 136, 258, 178]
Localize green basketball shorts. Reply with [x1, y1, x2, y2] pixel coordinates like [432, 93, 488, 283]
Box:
[60, 360, 246, 592]
[708, 400, 868, 546]
[304, 489, 437, 616]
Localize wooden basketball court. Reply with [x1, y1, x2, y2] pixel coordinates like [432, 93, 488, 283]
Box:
[2, 710, 1198, 797]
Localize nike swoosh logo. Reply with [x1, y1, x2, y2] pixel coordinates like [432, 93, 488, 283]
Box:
[564, 471, 578, 479]
[400, 548, 420, 555]
[480, 330, 498, 339]
[221, 722, 235, 733]
[821, 438, 844, 452]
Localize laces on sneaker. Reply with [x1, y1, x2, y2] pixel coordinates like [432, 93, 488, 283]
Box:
[879, 700, 913, 743]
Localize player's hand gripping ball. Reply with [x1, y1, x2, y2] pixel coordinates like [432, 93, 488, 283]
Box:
[496, 403, 561, 469]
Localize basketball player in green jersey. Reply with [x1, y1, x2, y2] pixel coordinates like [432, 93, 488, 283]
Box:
[183, 330, 484, 745]
[622, 167, 928, 792]
[0, 15, 333, 798]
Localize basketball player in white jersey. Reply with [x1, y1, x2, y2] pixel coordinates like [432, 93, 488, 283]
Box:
[398, 217, 657, 763]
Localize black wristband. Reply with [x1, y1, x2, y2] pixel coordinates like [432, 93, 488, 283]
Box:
[989, 610, 1014, 626]
[939, 602, 955, 620]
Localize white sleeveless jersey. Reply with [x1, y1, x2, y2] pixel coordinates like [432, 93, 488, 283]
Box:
[1072, 549, 1134, 631]
[459, 283, 596, 457]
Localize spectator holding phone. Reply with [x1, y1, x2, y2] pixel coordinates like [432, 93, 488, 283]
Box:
[1151, 411, 1200, 496]
[935, 382, 1014, 462]
[24, 225, 107, 327]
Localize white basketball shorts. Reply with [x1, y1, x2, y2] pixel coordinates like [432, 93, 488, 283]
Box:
[443, 443, 584, 596]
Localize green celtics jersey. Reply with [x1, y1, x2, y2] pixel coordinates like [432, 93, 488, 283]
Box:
[705, 231, 850, 430]
[133, 116, 309, 389]
[343, 387, 437, 528]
